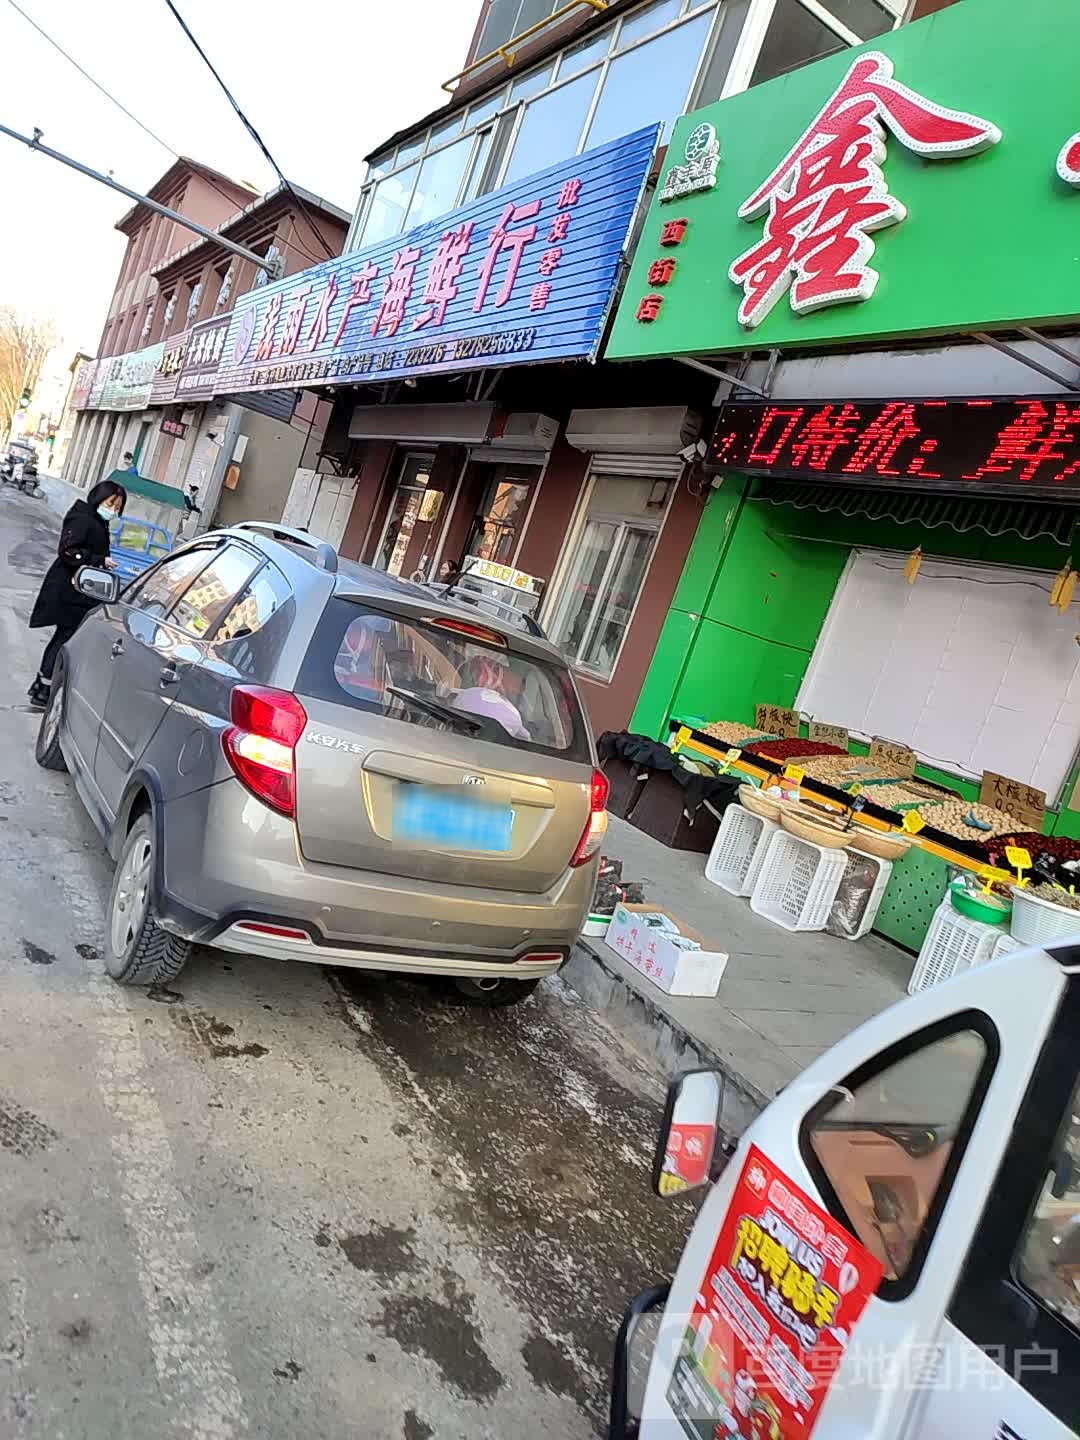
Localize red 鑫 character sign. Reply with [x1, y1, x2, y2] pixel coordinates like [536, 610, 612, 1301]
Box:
[730, 52, 1000, 330]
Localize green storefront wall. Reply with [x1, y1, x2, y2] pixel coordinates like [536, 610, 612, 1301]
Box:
[629, 480, 1080, 945]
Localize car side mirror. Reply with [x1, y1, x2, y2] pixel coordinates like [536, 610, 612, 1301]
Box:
[652, 1067, 734, 1198]
[74, 566, 119, 604]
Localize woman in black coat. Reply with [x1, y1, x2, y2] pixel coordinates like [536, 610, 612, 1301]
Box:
[28, 479, 127, 708]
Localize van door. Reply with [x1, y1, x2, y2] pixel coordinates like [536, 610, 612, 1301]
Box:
[917, 971, 1080, 1439]
[637, 945, 1070, 1439]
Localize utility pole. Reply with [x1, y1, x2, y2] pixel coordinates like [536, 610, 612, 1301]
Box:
[0, 122, 285, 279]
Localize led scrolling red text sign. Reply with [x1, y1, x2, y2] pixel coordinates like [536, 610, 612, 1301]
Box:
[707, 398, 1080, 495]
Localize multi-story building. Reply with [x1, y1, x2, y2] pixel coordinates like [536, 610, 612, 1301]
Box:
[190, 0, 946, 734]
[65, 163, 348, 534]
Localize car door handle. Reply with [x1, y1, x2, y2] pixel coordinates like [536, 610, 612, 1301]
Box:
[110, 638, 124, 658]
[159, 663, 179, 687]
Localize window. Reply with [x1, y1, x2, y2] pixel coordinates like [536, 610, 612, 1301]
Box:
[585, 8, 712, 149]
[557, 28, 611, 79]
[124, 547, 214, 616]
[616, 0, 682, 48]
[693, 0, 750, 106]
[169, 545, 261, 639]
[185, 281, 203, 327]
[465, 465, 538, 565]
[1016, 1072, 1080, 1333]
[803, 1022, 994, 1293]
[211, 564, 294, 677]
[502, 69, 599, 185]
[297, 598, 588, 760]
[549, 474, 665, 680]
[215, 263, 234, 311]
[751, 0, 849, 85]
[404, 135, 475, 229]
[360, 164, 420, 247]
[476, 0, 558, 56]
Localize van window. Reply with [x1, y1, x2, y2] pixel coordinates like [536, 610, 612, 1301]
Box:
[802, 1023, 993, 1292]
[1015, 1072, 1080, 1333]
[296, 597, 589, 762]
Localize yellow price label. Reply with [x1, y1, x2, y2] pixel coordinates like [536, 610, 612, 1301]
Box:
[976, 864, 1001, 895]
[718, 747, 742, 775]
[673, 725, 692, 753]
[848, 783, 863, 797]
[784, 764, 806, 784]
[901, 811, 925, 835]
[1005, 846, 1032, 871]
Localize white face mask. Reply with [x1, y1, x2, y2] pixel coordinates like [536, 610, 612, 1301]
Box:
[98, 504, 115, 520]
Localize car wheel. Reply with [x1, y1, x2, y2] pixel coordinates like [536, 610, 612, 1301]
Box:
[453, 976, 540, 1007]
[106, 813, 191, 987]
[35, 666, 67, 771]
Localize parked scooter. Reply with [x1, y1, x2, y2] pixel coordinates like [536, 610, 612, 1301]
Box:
[2, 441, 42, 495]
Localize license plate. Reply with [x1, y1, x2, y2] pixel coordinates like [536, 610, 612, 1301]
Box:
[393, 786, 513, 852]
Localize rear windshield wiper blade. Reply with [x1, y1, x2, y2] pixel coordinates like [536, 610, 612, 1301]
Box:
[385, 684, 482, 735]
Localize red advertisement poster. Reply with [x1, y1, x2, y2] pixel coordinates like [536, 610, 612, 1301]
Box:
[666, 1144, 883, 1440]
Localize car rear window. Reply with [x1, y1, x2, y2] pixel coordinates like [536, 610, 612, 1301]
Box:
[297, 598, 590, 762]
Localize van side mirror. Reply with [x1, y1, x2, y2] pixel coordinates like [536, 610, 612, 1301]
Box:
[652, 1068, 734, 1198]
[75, 566, 119, 604]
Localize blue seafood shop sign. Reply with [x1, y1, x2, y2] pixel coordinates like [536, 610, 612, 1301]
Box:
[214, 125, 659, 394]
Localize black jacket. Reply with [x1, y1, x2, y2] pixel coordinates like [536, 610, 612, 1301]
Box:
[29, 500, 111, 630]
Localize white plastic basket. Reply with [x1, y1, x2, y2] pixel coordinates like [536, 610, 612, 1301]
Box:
[705, 806, 778, 896]
[908, 900, 1000, 996]
[1010, 886, 1080, 945]
[750, 831, 848, 933]
[825, 851, 893, 942]
[991, 930, 1022, 961]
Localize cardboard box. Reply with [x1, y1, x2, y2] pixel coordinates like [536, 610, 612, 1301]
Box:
[605, 903, 729, 997]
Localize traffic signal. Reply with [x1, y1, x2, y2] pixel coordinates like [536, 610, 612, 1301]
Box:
[17, 388, 31, 410]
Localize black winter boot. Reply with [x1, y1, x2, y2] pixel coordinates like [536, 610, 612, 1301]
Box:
[27, 677, 50, 710]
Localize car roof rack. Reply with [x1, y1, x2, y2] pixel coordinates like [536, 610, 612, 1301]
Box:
[427, 576, 546, 639]
[232, 521, 338, 574]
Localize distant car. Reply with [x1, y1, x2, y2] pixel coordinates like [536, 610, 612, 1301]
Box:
[108, 517, 174, 586]
[35, 522, 606, 1006]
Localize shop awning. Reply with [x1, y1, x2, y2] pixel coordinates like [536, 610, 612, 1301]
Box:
[109, 471, 190, 512]
[763, 481, 1078, 545]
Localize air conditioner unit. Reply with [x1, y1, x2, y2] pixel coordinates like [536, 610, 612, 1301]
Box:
[470, 412, 559, 462]
[565, 406, 703, 455]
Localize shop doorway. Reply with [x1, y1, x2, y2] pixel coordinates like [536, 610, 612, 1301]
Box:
[462, 464, 538, 568]
[372, 453, 445, 579]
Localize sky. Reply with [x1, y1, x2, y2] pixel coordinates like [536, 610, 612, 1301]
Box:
[0, 0, 479, 362]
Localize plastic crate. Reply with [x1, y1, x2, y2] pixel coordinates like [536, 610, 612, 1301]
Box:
[705, 806, 778, 896]
[908, 900, 1000, 996]
[749, 831, 849, 933]
[991, 930, 1023, 961]
[825, 851, 894, 942]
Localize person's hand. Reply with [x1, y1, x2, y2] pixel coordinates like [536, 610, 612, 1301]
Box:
[104, 557, 118, 570]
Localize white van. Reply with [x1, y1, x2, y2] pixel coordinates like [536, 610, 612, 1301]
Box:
[609, 939, 1080, 1439]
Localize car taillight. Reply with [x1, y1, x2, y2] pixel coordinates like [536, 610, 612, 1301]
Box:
[570, 768, 609, 868]
[221, 685, 307, 818]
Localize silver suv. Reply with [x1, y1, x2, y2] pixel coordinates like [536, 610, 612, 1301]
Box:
[37, 523, 607, 1006]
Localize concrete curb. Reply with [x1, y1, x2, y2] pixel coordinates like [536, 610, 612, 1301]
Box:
[562, 939, 767, 1141]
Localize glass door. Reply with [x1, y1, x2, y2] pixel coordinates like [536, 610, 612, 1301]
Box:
[373, 453, 437, 577]
[463, 464, 539, 567]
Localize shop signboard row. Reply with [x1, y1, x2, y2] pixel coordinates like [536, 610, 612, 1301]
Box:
[94, 343, 165, 412]
[70, 357, 97, 411]
[150, 314, 232, 407]
[607, 0, 1080, 360]
[707, 396, 1080, 496]
[211, 125, 660, 398]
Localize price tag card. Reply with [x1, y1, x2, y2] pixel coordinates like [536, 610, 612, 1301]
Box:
[1005, 845, 1033, 871]
[848, 783, 863, 797]
[784, 764, 806, 784]
[755, 703, 800, 739]
[980, 772, 1046, 831]
[718, 747, 741, 775]
[869, 737, 917, 777]
[673, 725, 692, 752]
[809, 722, 850, 749]
[902, 811, 925, 835]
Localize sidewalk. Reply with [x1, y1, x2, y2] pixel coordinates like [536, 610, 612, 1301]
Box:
[564, 817, 910, 1136]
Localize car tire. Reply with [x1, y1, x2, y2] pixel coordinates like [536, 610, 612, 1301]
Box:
[35, 666, 67, 771]
[106, 814, 191, 987]
[452, 976, 540, 1007]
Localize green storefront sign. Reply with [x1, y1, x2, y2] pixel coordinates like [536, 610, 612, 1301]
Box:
[607, 0, 1080, 359]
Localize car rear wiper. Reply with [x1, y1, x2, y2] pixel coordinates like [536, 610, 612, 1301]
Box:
[385, 684, 482, 735]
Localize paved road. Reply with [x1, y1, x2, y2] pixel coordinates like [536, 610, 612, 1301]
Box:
[0, 488, 692, 1440]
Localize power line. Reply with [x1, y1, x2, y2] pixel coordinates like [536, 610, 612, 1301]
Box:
[162, 0, 338, 264]
[0, 0, 326, 269]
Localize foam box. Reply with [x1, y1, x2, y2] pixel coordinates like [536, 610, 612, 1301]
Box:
[604, 902, 728, 997]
